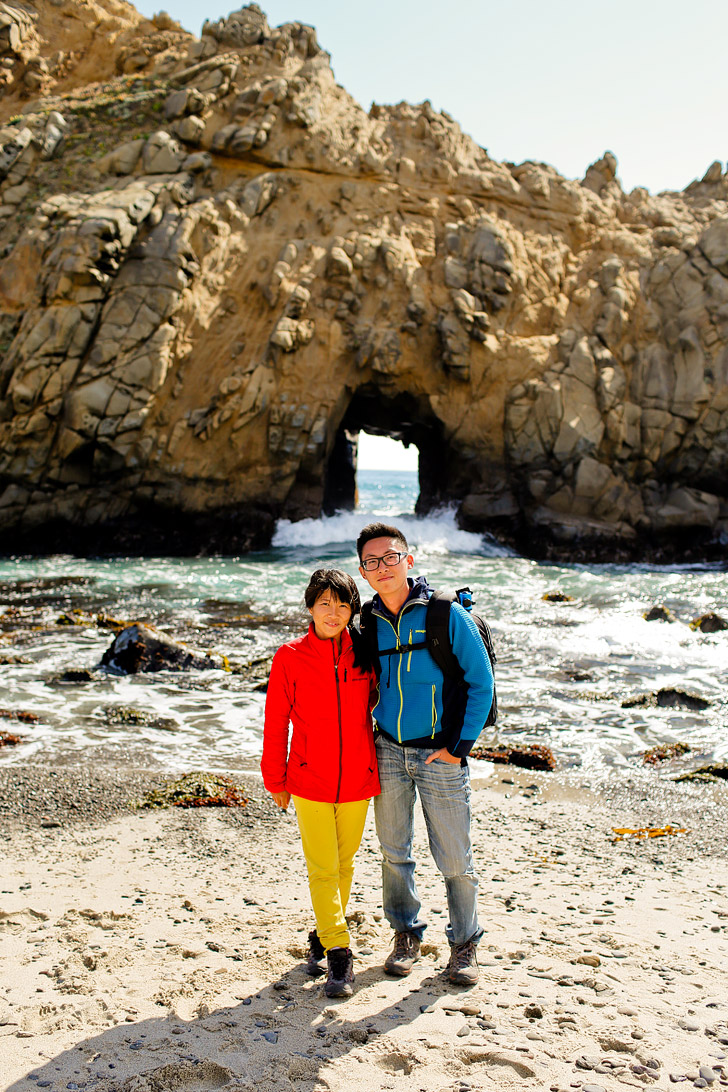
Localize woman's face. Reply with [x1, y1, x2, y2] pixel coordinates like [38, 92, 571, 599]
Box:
[309, 590, 352, 643]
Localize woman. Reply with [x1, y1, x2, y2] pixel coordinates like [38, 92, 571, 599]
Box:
[261, 568, 379, 998]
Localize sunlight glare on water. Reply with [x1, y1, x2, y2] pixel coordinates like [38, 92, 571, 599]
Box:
[1, 466, 727, 779]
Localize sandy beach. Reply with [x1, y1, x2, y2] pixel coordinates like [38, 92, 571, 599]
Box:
[1, 765, 727, 1092]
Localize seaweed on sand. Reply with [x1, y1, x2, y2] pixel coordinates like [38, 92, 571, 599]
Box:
[136, 772, 248, 809]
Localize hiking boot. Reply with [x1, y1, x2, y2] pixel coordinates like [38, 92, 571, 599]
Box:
[324, 946, 354, 998]
[306, 929, 326, 977]
[384, 931, 421, 977]
[447, 940, 479, 986]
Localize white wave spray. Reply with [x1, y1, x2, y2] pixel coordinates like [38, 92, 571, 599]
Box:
[272, 506, 512, 556]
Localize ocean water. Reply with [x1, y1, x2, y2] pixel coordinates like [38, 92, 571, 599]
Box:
[1, 469, 727, 783]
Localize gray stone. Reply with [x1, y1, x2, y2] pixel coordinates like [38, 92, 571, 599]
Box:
[97, 139, 145, 176]
[182, 152, 211, 173]
[174, 116, 205, 145]
[0, 126, 32, 179]
[142, 132, 184, 174]
[164, 89, 190, 120]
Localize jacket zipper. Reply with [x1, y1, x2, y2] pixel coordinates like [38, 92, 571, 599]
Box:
[333, 645, 343, 802]
[373, 602, 422, 744]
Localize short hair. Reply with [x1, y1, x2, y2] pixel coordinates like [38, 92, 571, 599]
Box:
[356, 522, 409, 561]
[304, 568, 361, 617]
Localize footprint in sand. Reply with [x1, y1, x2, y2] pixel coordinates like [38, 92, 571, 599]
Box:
[103, 1060, 236, 1091]
[376, 1050, 417, 1075]
[455, 1047, 538, 1079]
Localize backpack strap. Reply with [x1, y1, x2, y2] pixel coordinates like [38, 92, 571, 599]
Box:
[359, 600, 381, 676]
[425, 590, 462, 681]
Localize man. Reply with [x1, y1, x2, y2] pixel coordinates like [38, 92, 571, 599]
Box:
[357, 521, 493, 986]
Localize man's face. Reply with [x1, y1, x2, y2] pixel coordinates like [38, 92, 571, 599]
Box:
[359, 536, 414, 598]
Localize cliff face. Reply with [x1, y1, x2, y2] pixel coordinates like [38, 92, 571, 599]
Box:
[1, 1, 727, 556]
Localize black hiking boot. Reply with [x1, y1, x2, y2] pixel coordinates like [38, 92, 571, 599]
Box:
[383, 931, 421, 977]
[306, 929, 326, 977]
[324, 946, 354, 998]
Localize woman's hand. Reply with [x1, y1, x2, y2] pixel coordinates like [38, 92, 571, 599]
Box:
[270, 790, 291, 810]
[425, 747, 460, 765]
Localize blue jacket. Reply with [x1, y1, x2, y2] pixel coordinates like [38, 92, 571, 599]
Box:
[369, 576, 494, 758]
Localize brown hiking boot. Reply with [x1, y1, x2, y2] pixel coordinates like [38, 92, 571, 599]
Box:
[447, 939, 479, 986]
[384, 931, 421, 977]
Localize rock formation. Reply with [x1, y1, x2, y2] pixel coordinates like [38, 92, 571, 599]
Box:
[1, 1, 727, 557]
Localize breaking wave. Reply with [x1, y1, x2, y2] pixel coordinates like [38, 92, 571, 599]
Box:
[272, 506, 511, 557]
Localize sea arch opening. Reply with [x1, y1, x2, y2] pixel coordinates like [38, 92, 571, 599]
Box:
[357, 432, 419, 514]
[322, 386, 451, 516]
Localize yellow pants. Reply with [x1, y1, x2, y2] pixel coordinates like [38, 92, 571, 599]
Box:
[292, 796, 370, 952]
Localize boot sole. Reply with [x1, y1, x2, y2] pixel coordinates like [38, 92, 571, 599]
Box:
[324, 983, 354, 997]
[383, 961, 417, 977]
[448, 971, 479, 986]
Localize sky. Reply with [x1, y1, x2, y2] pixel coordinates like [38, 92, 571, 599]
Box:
[358, 432, 418, 472]
[135, 0, 728, 194]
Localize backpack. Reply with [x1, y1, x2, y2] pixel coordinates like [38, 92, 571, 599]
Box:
[359, 586, 497, 728]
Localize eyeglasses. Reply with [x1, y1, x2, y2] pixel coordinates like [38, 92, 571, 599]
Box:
[360, 550, 407, 572]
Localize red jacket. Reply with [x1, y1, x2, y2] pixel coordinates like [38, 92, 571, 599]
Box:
[261, 624, 380, 803]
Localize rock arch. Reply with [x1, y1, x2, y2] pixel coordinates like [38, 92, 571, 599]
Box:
[0, 3, 727, 559]
[318, 386, 446, 517]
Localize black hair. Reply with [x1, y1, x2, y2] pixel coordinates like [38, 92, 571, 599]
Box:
[356, 521, 409, 562]
[304, 568, 373, 671]
[304, 568, 361, 615]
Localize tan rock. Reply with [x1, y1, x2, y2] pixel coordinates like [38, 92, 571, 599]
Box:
[0, 1, 727, 555]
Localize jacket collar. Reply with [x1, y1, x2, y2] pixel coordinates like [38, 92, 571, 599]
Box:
[372, 575, 431, 621]
[306, 621, 353, 657]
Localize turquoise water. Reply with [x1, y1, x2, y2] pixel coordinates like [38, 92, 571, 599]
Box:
[1, 469, 727, 779]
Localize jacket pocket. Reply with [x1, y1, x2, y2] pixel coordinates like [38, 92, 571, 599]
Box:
[431, 684, 437, 736]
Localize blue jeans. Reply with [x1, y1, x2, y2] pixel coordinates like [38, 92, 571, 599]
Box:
[373, 734, 483, 947]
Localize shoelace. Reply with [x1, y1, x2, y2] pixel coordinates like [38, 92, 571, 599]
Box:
[393, 933, 416, 958]
[452, 942, 476, 968]
[328, 949, 351, 976]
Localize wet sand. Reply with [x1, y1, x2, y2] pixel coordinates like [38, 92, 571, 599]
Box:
[1, 765, 727, 1092]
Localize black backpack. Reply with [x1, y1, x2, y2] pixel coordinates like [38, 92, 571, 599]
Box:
[359, 587, 497, 728]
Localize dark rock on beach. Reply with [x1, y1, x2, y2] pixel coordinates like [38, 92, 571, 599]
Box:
[622, 688, 711, 711]
[643, 604, 678, 622]
[103, 705, 179, 731]
[101, 622, 227, 674]
[674, 764, 728, 784]
[47, 668, 97, 685]
[689, 612, 728, 633]
[470, 743, 557, 771]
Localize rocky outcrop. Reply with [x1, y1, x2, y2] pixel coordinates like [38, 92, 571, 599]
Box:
[101, 623, 225, 673]
[1, 1, 728, 557]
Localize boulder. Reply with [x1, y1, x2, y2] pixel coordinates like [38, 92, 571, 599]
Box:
[622, 688, 711, 711]
[689, 612, 728, 633]
[643, 605, 677, 623]
[142, 132, 184, 174]
[100, 623, 225, 674]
